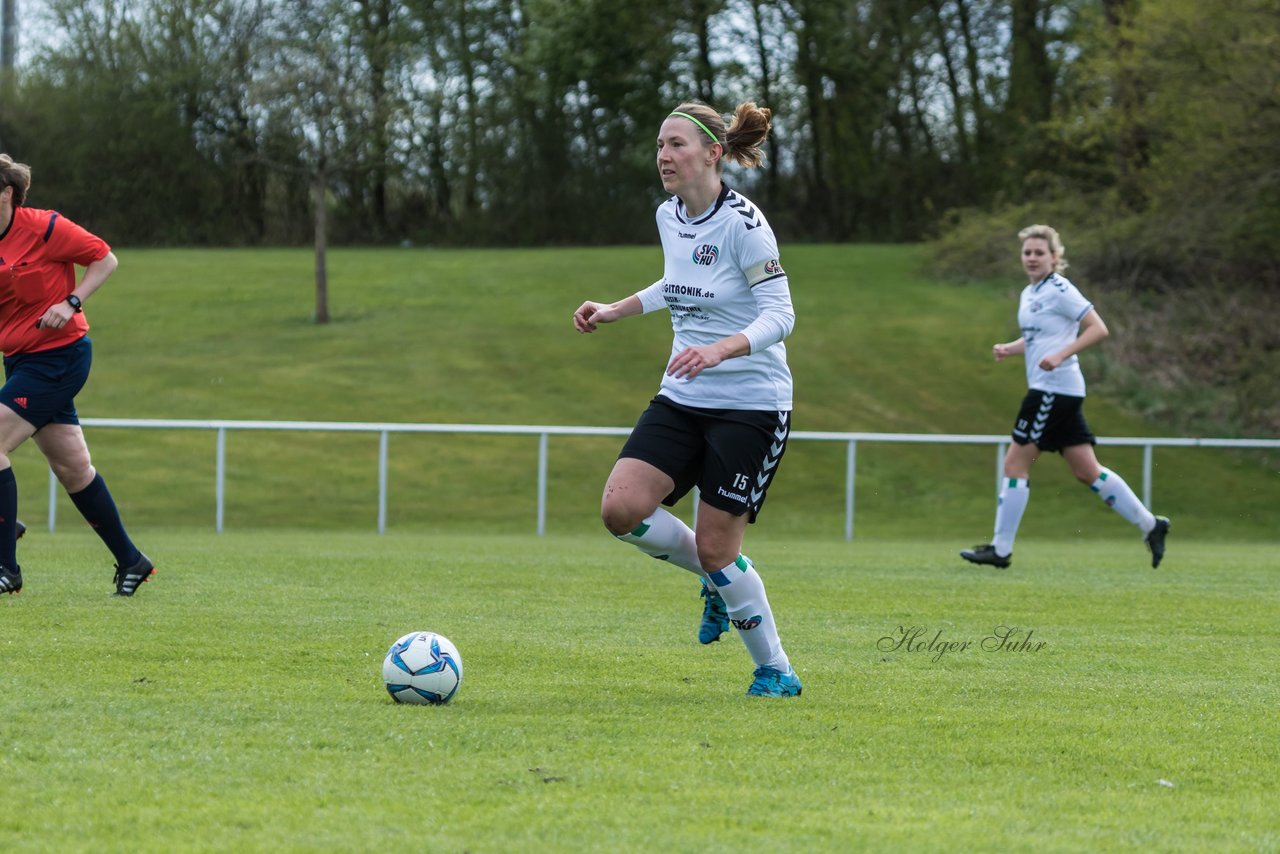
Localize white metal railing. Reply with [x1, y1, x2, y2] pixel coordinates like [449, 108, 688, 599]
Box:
[40, 419, 1279, 540]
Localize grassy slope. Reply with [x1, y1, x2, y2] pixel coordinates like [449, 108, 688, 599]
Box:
[0, 531, 1276, 852]
[10, 244, 1274, 542]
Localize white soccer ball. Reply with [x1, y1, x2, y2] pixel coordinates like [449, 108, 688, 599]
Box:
[382, 631, 463, 705]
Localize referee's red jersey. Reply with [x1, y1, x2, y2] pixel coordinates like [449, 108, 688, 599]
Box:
[0, 206, 109, 354]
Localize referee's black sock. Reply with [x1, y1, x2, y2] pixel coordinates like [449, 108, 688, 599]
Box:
[69, 473, 142, 568]
[0, 467, 18, 571]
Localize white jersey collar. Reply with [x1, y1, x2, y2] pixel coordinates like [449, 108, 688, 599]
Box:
[675, 183, 732, 225]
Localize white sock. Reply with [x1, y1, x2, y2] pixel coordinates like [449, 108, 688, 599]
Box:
[708, 556, 789, 671]
[1091, 467, 1156, 533]
[993, 478, 1029, 557]
[614, 508, 706, 578]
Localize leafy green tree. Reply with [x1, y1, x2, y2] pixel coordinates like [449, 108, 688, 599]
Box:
[3, 0, 233, 243]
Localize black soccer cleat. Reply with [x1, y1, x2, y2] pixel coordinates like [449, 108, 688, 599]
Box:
[1145, 516, 1171, 568]
[0, 565, 21, 595]
[960, 544, 1011, 569]
[113, 553, 155, 597]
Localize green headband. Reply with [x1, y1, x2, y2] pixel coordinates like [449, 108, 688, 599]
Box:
[668, 111, 721, 145]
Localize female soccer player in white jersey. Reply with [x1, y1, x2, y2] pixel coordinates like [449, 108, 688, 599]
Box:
[572, 101, 800, 697]
[961, 224, 1171, 570]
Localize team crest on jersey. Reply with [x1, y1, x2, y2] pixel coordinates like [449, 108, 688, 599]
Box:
[1030, 300, 1043, 313]
[764, 259, 781, 274]
[692, 244, 719, 266]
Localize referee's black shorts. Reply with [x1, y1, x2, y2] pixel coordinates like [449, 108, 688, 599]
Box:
[619, 395, 791, 522]
[1, 337, 92, 430]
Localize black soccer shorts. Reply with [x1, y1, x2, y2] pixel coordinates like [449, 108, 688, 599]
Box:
[618, 395, 791, 522]
[1011, 389, 1096, 453]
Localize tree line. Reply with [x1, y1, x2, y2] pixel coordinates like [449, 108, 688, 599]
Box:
[1, 1, 1275, 286]
[0, 0, 1097, 247]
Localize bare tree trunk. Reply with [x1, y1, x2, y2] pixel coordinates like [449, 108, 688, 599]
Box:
[1, 0, 15, 71]
[313, 166, 330, 325]
[794, 12, 828, 233]
[890, 2, 935, 162]
[1103, 0, 1147, 208]
[692, 0, 716, 104]
[1002, 0, 1054, 189]
[748, 0, 779, 199]
[357, 0, 391, 239]
[926, 0, 970, 167]
[456, 0, 479, 216]
[1006, 0, 1052, 123]
[0, 0, 14, 136]
[955, 0, 989, 161]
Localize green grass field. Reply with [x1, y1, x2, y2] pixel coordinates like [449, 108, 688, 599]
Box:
[1, 530, 1276, 852]
[0, 245, 1276, 851]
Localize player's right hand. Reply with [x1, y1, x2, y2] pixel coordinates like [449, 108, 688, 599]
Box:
[573, 301, 616, 333]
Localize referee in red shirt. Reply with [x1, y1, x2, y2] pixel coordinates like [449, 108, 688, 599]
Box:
[0, 154, 153, 596]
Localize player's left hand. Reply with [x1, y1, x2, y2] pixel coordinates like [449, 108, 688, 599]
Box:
[1039, 353, 1063, 371]
[667, 344, 722, 380]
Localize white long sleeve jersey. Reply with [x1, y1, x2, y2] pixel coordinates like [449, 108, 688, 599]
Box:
[634, 185, 795, 411]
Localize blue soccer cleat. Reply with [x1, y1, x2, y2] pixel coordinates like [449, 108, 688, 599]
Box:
[698, 580, 730, 644]
[747, 664, 802, 697]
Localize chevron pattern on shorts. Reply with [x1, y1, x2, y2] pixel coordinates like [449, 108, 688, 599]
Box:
[1029, 393, 1055, 443]
[749, 411, 790, 509]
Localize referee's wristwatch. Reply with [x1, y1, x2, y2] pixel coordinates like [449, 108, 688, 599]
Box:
[65, 294, 83, 313]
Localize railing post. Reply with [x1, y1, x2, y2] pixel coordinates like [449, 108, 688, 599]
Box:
[216, 427, 226, 534]
[1142, 443, 1153, 509]
[378, 430, 389, 534]
[995, 441, 1007, 495]
[845, 439, 857, 541]
[48, 468, 58, 532]
[537, 432, 548, 537]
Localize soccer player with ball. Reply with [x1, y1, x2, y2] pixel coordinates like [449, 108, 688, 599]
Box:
[573, 101, 800, 697]
[961, 224, 1171, 570]
[0, 154, 154, 596]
